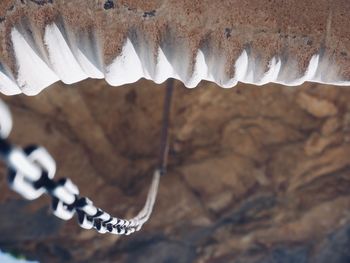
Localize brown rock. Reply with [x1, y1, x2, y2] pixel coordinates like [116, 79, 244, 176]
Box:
[322, 116, 340, 136]
[304, 132, 343, 156]
[0, 80, 350, 263]
[297, 92, 338, 118]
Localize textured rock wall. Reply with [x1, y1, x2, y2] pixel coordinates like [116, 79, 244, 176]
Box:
[0, 79, 350, 262]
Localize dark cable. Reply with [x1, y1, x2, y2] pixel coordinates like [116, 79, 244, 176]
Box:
[158, 78, 174, 176]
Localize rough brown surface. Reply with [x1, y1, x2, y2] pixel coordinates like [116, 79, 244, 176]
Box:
[0, 79, 350, 262]
[0, 0, 350, 81]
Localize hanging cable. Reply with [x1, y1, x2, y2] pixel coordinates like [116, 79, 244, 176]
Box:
[158, 78, 174, 176]
[0, 79, 174, 236]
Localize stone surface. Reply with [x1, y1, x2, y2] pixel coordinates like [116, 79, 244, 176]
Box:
[0, 79, 350, 262]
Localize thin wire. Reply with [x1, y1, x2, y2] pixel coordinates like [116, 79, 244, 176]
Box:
[158, 78, 174, 176]
[131, 79, 175, 224]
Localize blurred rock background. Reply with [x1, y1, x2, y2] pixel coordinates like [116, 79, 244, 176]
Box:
[0, 79, 350, 262]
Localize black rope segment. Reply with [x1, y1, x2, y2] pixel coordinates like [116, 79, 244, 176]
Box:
[158, 78, 174, 176]
[0, 137, 12, 158]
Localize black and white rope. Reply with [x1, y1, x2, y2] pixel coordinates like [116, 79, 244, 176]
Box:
[0, 137, 160, 235]
[0, 81, 173, 236]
